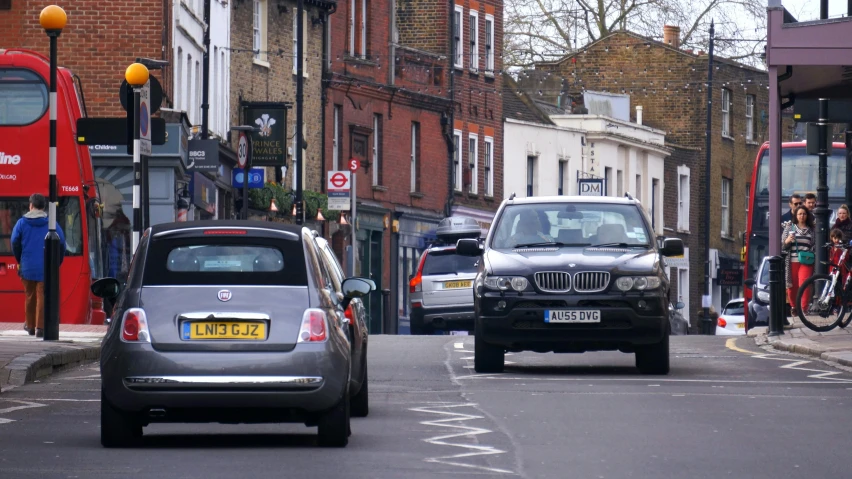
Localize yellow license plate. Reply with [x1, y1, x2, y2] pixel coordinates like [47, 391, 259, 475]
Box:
[182, 321, 267, 340]
[444, 280, 472, 289]
[736, 323, 745, 329]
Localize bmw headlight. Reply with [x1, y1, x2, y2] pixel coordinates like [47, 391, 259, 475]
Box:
[615, 276, 662, 292]
[484, 275, 530, 292]
[757, 290, 770, 302]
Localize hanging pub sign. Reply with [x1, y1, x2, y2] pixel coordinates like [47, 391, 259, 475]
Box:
[242, 102, 290, 166]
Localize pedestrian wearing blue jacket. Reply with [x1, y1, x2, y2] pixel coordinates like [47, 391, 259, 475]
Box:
[11, 193, 66, 337]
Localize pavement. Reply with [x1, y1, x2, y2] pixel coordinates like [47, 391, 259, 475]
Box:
[749, 315, 852, 368]
[0, 322, 106, 393]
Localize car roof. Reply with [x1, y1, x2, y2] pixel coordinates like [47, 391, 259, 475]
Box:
[426, 244, 458, 253]
[503, 195, 641, 206]
[149, 220, 304, 236]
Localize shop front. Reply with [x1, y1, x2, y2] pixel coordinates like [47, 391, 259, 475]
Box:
[391, 208, 442, 335]
[186, 138, 238, 221]
[355, 206, 388, 334]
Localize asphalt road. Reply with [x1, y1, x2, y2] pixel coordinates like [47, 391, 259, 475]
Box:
[1, 335, 851, 479]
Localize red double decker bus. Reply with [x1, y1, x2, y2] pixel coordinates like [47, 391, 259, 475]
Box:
[744, 141, 848, 326]
[0, 49, 107, 325]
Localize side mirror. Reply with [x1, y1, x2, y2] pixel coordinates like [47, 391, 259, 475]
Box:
[456, 238, 484, 257]
[660, 238, 684, 257]
[675, 302, 685, 310]
[342, 277, 375, 299]
[91, 277, 121, 299]
[744, 279, 756, 288]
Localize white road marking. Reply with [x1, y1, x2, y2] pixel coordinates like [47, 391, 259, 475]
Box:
[62, 374, 101, 381]
[410, 403, 515, 475]
[11, 398, 99, 402]
[452, 375, 849, 385]
[0, 400, 47, 424]
[454, 343, 465, 349]
[727, 338, 852, 383]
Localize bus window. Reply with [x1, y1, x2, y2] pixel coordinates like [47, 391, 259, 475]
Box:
[0, 68, 48, 125]
[0, 197, 83, 256]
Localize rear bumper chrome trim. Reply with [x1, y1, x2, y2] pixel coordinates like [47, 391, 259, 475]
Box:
[123, 376, 323, 390]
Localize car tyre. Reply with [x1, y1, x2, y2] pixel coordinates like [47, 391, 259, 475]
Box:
[635, 332, 670, 375]
[100, 391, 142, 448]
[317, 392, 350, 447]
[351, 366, 369, 418]
[474, 323, 504, 373]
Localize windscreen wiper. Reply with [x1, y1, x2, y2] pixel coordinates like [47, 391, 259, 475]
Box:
[513, 241, 590, 248]
[590, 242, 649, 248]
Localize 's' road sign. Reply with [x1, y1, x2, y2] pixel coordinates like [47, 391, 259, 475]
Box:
[348, 157, 359, 172]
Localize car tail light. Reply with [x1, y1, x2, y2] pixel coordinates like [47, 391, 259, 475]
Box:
[121, 308, 151, 342]
[344, 305, 354, 322]
[409, 252, 428, 293]
[298, 309, 328, 343]
[204, 229, 247, 235]
[718, 317, 727, 328]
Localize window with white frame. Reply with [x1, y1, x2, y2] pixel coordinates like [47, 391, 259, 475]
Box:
[373, 114, 382, 186]
[253, 0, 268, 63]
[721, 88, 731, 137]
[721, 177, 731, 237]
[469, 10, 479, 71]
[453, 5, 464, 68]
[677, 167, 690, 231]
[484, 14, 494, 72]
[558, 161, 566, 195]
[526, 156, 536, 197]
[411, 122, 420, 192]
[453, 129, 462, 191]
[349, 0, 367, 58]
[468, 133, 478, 194]
[293, 11, 309, 76]
[745, 94, 755, 141]
[484, 136, 493, 196]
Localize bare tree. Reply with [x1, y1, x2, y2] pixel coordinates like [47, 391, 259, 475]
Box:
[504, 0, 768, 70]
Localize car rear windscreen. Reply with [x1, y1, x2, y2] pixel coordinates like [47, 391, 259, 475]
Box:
[422, 253, 479, 275]
[142, 237, 308, 286]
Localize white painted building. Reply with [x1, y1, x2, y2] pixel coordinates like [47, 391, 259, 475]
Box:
[504, 110, 669, 235]
[173, 0, 231, 139]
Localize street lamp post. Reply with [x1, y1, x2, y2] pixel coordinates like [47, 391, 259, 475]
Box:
[39, 5, 67, 342]
[125, 63, 150, 253]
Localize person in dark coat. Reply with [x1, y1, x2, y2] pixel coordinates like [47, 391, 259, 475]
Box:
[11, 193, 66, 337]
[780, 194, 803, 224]
[832, 204, 852, 244]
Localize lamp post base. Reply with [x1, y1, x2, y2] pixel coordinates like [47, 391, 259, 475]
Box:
[43, 231, 62, 341]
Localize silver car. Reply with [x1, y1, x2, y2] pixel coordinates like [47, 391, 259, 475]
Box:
[91, 221, 375, 448]
[409, 245, 480, 334]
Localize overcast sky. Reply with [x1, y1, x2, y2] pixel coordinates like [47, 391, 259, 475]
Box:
[779, 0, 849, 21]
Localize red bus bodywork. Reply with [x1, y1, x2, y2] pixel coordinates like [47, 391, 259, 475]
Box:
[744, 140, 848, 330]
[0, 49, 106, 325]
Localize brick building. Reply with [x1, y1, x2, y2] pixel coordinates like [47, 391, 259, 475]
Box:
[229, 0, 332, 196]
[529, 27, 770, 326]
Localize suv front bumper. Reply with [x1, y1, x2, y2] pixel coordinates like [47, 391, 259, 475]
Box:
[475, 291, 668, 352]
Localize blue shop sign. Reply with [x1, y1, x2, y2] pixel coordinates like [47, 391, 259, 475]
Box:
[232, 168, 265, 188]
[190, 171, 216, 214]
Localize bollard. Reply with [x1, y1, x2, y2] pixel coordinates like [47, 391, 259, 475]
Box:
[768, 255, 785, 336]
[381, 289, 394, 335]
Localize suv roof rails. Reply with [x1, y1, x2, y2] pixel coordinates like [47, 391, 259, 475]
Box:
[624, 191, 634, 201]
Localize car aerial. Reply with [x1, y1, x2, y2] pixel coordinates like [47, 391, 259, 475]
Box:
[90, 221, 375, 448]
[456, 194, 684, 375]
[669, 301, 689, 335]
[312, 232, 370, 417]
[409, 216, 482, 335]
[716, 298, 746, 335]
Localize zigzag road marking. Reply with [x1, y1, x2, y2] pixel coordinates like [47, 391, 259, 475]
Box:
[409, 403, 515, 475]
[0, 400, 47, 425]
[726, 338, 852, 383]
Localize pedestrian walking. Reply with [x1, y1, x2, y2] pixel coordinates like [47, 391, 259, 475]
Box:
[832, 204, 852, 243]
[10, 193, 66, 337]
[804, 192, 817, 211]
[782, 205, 815, 315]
[780, 194, 803, 224]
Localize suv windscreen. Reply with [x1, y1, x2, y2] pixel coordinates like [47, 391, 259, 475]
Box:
[422, 251, 479, 275]
[142, 237, 308, 286]
[490, 203, 651, 250]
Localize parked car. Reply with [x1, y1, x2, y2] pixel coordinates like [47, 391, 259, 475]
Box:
[746, 256, 771, 329]
[457, 195, 684, 374]
[313, 233, 370, 417]
[716, 298, 746, 335]
[669, 301, 689, 335]
[91, 221, 375, 448]
[409, 217, 481, 334]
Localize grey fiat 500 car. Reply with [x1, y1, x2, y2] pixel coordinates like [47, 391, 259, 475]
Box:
[91, 221, 375, 448]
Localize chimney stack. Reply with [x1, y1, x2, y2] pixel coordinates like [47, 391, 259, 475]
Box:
[636, 105, 643, 126]
[663, 25, 681, 49]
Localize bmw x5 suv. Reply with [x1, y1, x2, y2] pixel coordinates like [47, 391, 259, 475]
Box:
[456, 195, 684, 374]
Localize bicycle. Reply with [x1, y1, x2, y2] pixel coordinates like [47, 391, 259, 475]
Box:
[796, 242, 852, 332]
